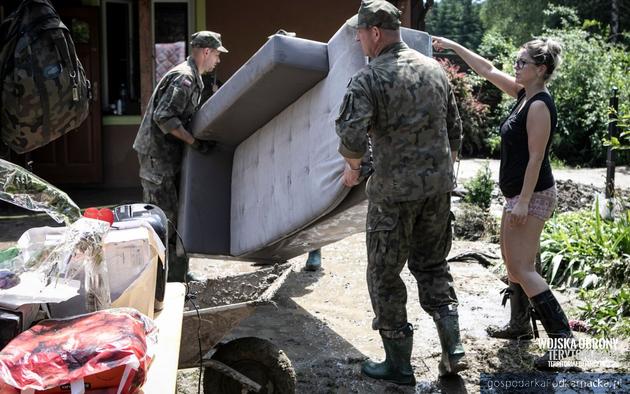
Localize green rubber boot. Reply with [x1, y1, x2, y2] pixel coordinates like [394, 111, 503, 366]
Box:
[433, 305, 468, 377]
[361, 323, 416, 386]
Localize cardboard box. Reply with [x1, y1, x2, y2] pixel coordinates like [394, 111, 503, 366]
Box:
[47, 225, 164, 319]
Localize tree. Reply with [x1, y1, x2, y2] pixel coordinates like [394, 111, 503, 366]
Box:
[425, 0, 484, 50]
[480, 0, 630, 45]
[552, 0, 630, 42]
[480, 0, 549, 44]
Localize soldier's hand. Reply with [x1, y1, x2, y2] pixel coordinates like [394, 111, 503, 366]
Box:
[342, 164, 361, 187]
[190, 139, 216, 154]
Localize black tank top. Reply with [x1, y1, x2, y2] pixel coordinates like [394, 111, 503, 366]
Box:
[499, 89, 556, 198]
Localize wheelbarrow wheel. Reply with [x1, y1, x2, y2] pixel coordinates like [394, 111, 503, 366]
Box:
[203, 337, 296, 394]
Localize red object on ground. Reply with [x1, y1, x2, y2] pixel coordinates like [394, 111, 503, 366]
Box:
[0, 308, 157, 394]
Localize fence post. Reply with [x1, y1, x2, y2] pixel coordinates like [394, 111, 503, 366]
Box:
[605, 87, 618, 200]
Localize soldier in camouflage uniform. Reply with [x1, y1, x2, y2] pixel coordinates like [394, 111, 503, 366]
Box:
[337, 0, 468, 384]
[133, 31, 227, 282]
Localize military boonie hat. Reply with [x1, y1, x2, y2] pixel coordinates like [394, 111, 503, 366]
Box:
[347, 0, 401, 30]
[190, 31, 228, 53]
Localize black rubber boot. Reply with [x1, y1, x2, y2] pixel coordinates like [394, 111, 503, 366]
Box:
[487, 282, 534, 340]
[361, 323, 416, 386]
[530, 290, 577, 370]
[433, 305, 468, 376]
[167, 244, 186, 282]
[168, 250, 206, 282]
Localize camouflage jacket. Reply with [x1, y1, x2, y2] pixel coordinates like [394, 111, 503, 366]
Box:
[133, 57, 204, 177]
[336, 41, 462, 203]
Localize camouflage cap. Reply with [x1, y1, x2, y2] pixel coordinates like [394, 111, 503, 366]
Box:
[190, 31, 228, 53]
[347, 0, 401, 30]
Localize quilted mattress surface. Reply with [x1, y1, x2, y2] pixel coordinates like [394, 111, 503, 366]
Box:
[230, 26, 432, 257]
[229, 25, 366, 256]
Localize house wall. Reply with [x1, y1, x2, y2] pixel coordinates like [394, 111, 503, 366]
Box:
[205, 0, 362, 81]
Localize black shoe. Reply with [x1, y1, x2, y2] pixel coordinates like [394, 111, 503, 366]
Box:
[487, 282, 533, 340]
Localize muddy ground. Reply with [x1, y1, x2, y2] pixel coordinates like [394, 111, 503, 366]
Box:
[181, 236, 628, 394]
[177, 173, 629, 394]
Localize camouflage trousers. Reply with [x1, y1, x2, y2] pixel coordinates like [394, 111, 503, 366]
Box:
[138, 153, 186, 281]
[138, 154, 179, 225]
[366, 192, 458, 333]
[140, 177, 178, 227]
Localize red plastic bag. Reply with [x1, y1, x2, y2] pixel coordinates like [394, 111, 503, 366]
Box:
[0, 308, 157, 393]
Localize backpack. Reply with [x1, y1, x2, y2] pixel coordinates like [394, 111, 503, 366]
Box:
[0, 0, 90, 154]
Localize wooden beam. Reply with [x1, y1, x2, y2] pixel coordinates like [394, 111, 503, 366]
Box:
[138, 0, 152, 113]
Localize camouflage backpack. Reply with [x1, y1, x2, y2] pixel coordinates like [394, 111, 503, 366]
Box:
[0, 0, 90, 154]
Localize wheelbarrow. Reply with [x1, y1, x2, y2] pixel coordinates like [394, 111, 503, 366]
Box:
[178, 263, 296, 393]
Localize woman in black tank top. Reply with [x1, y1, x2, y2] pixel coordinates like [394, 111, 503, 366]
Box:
[433, 36, 576, 370]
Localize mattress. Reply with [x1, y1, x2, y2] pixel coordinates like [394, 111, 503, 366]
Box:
[229, 25, 366, 256]
[179, 25, 432, 260]
[179, 35, 329, 256]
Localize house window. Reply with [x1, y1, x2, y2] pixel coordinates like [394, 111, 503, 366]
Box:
[152, 0, 193, 85]
[101, 0, 140, 115]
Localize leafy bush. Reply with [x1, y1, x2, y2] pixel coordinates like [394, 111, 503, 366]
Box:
[463, 161, 494, 210]
[603, 111, 630, 151]
[578, 285, 630, 338]
[438, 58, 491, 157]
[545, 27, 629, 166]
[540, 208, 629, 289]
[540, 207, 630, 338]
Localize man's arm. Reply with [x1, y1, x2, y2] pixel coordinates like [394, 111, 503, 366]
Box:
[153, 76, 197, 146]
[335, 77, 374, 187]
[169, 126, 195, 145]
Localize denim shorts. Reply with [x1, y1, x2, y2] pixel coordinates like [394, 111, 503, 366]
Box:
[504, 185, 557, 221]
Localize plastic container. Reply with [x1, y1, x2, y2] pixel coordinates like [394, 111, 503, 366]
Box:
[113, 204, 168, 311]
